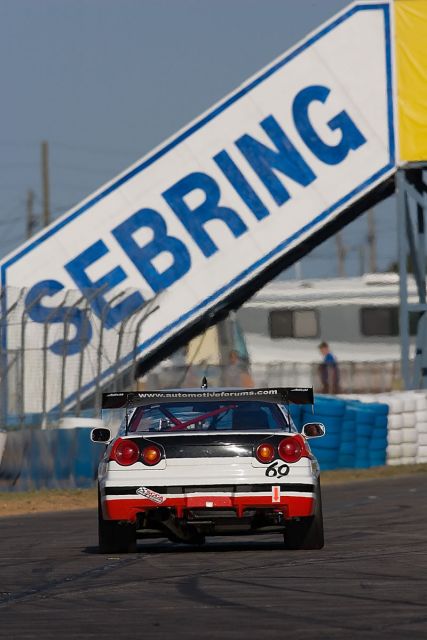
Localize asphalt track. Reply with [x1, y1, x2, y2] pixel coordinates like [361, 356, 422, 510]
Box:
[0, 475, 426, 640]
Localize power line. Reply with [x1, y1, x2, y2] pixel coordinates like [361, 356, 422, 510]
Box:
[50, 139, 142, 158]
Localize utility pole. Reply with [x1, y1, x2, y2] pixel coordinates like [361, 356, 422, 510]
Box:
[359, 245, 366, 276]
[335, 231, 346, 277]
[41, 140, 51, 227]
[26, 189, 36, 239]
[367, 208, 377, 273]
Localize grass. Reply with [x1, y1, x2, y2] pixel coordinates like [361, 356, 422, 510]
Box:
[1, 463, 426, 517]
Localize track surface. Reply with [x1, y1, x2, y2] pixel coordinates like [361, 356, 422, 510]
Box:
[0, 475, 426, 640]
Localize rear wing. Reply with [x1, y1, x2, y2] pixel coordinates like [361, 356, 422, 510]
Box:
[102, 387, 314, 409]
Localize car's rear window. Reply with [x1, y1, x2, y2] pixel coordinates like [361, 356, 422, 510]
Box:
[128, 401, 291, 433]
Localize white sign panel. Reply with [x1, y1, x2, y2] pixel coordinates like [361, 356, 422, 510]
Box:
[0, 2, 395, 413]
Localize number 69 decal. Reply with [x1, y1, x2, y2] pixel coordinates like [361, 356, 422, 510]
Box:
[265, 461, 290, 478]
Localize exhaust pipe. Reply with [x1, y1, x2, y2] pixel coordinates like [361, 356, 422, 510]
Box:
[155, 508, 205, 545]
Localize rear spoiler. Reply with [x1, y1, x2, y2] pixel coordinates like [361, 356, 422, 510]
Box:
[102, 387, 314, 409]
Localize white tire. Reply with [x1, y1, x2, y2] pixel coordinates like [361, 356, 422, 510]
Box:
[402, 427, 418, 443]
[388, 414, 403, 429]
[385, 398, 403, 414]
[387, 430, 402, 445]
[387, 458, 402, 466]
[401, 444, 417, 458]
[417, 422, 427, 434]
[417, 433, 427, 446]
[402, 395, 416, 412]
[386, 444, 402, 459]
[402, 412, 417, 428]
[415, 394, 427, 411]
[415, 410, 427, 423]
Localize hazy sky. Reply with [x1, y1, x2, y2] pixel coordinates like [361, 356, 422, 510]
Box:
[0, 0, 395, 278]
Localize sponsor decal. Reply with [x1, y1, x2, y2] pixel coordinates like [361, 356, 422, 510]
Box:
[136, 486, 165, 504]
[136, 389, 278, 400]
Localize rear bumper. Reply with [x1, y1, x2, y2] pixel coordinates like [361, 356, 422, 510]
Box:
[102, 492, 315, 522]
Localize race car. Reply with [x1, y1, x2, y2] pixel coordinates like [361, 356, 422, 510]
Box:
[91, 387, 325, 553]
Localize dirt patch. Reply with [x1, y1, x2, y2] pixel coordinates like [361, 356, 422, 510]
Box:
[1, 463, 426, 517]
[0, 488, 97, 517]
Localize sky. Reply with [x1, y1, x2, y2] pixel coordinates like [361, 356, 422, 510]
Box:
[0, 0, 396, 279]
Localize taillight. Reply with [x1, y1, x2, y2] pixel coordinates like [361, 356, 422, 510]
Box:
[278, 436, 307, 463]
[255, 443, 275, 464]
[110, 439, 140, 466]
[141, 445, 162, 466]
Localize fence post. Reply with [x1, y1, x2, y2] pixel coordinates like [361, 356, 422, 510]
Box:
[74, 285, 109, 416]
[130, 296, 160, 387]
[94, 291, 127, 414]
[18, 291, 44, 429]
[58, 293, 86, 422]
[41, 299, 68, 427]
[113, 297, 147, 391]
[0, 289, 24, 425]
[18, 303, 26, 429]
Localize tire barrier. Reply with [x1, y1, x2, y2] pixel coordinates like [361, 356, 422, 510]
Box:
[342, 391, 427, 466]
[293, 395, 389, 471]
[0, 428, 102, 492]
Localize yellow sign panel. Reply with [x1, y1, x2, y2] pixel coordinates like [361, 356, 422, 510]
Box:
[395, 0, 427, 162]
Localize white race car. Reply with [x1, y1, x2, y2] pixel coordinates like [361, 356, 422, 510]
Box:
[91, 387, 325, 553]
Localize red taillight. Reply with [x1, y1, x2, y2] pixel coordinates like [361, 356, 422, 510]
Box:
[255, 443, 275, 464]
[278, 436, 307, 463]
[110, 439, 140, 466]
[141, 445, 162, 466]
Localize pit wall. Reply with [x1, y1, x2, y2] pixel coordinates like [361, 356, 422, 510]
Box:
[0, 391, 426, 491]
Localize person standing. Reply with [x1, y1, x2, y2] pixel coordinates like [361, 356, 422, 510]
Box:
[318, 341, 340, 394]
[224, 350, 254, 388]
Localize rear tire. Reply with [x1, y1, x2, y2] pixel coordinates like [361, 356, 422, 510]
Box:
[98, 487, 137, 554]
[283, 480, 324, 550]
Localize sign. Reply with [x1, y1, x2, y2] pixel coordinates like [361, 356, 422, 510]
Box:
[0, 3, 395, 413]
[395, 0, 427, 163]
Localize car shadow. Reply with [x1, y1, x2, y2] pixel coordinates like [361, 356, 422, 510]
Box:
[82, 537, 286, 555]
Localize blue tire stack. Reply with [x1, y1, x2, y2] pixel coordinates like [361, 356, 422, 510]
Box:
[301, 397, 346, 470]
[339, 400, 389, 469]
[353, 405, 375, 468]
[368, 403, 389, 467]
[338, 405, 357, 468]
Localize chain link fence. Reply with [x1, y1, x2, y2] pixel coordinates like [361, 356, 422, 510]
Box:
[0, 286, 159, 428]
[0, 286, 405, 430]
